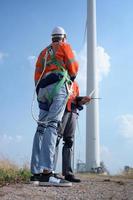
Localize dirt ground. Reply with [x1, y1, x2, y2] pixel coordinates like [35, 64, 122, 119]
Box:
[0, 174, 133, 200]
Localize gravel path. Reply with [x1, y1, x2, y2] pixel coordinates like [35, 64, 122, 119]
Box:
[0, 174, 133, 200]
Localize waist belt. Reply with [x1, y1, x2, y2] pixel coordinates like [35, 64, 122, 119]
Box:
[36, 72, 64, 95]
[37, 70, 71, 105]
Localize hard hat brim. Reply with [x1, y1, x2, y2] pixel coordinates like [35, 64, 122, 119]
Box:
[51, 34, 66, 39]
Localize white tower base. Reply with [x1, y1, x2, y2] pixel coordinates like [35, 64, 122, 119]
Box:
[86, 0, 100, 172]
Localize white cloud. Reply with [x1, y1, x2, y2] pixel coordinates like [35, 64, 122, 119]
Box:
[76, 46, 87, 94]
[0, 134, 23, 144]
[27, 55, 36, 66]
[97, 46, 111, 82]
[0, 52, 8, 62]
[76, 44, 111, 94]
[116, 114, 133, 140]
[15, 135, 23, 142]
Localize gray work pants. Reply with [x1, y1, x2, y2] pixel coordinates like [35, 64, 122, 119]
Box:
[54, 111, 78, 176]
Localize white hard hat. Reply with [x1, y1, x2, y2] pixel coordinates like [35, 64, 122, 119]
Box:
[51, 26, 66, 38]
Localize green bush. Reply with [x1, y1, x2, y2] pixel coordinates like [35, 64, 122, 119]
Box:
[0, 159, 31, 186]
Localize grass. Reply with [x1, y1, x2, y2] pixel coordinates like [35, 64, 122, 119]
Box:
[0, 159, 133, 187]
[0, 159, 31, 186]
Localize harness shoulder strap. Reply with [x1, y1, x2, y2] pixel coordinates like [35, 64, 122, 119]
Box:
[42, 44, 72, 103]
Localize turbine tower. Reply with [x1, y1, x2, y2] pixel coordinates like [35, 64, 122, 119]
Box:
[86, 0, 100, 172]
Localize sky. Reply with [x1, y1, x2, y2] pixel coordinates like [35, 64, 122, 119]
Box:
[0, 0, 133, 174]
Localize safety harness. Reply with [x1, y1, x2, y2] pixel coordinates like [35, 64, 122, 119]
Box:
[31, 44, 73, 124]
[40, 44, 72, 103]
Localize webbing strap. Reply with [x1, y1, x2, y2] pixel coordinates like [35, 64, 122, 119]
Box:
[47, 70, 68, 102]
[44, 46, 72, 103]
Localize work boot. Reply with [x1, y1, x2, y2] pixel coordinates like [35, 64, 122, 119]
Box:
[65, 174, 81, 182]
[39, 172, 72, 187]
[30, 174, 41, 185]
[53, 172, 63, 179]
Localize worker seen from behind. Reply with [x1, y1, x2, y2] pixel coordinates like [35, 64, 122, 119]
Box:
[30, 26, 79, 187]
[54, 81, 91, 182]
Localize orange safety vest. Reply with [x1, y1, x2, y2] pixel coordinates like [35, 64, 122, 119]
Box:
[66, 81, 79, 112]
[34, 42, 79, 84]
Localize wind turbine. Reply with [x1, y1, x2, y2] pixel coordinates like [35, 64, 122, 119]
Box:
[86, 0, 100, 172]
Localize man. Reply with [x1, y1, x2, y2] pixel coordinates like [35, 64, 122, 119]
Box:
[54, 81, 91, 182]
[30, 26, 79, 186]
